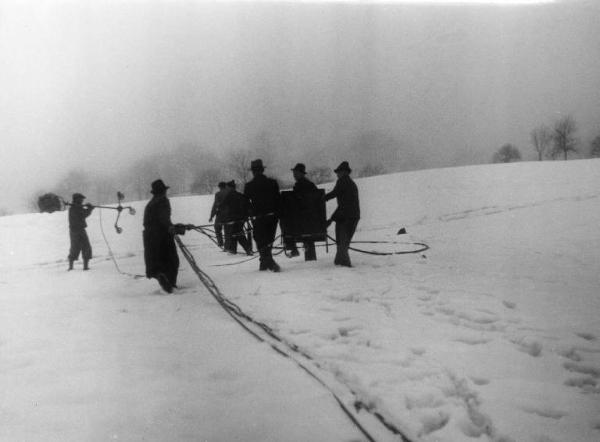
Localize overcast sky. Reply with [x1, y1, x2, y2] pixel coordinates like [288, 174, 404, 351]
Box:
[1, 0, 599, 212]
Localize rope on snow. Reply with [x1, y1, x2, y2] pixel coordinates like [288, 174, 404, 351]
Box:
[175, 235, 415, 442]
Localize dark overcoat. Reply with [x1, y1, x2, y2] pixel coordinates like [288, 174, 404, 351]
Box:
[210, 188, 228, 222]
[244, 174, 280, 217]
[325, 175, 360, 221]
[143, 194, 179, 285]
[221, 190, 249, 222]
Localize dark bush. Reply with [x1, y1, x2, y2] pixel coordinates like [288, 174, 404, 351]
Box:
[38, 193, 62, 213]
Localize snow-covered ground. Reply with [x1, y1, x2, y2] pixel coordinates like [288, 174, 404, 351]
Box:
[1, 160, 599, 442]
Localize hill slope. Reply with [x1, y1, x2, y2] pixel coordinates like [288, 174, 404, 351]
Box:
[1, 159, 599, 441]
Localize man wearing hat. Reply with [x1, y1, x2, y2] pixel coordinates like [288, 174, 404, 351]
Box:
[325, 161, 360, 267]
[243, 159, 281, 272]
[209, 181, 228, 248]
[68, 192, 94, 271]
[221, 180, 252, 255]
[143, 179, 180, 293]
[285, 163, 318, 261]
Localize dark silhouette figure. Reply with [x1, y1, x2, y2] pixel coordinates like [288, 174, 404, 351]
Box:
[68, 193, 94, 271]
[244, 159, 281, 272]
[325, 161, 360, 267]
[222, 181, 252, 255]
[209, 182, 228, 248]
[285, 163, 318, 261]
[143, 179, 179, 293]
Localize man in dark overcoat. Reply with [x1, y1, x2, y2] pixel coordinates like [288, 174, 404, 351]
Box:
[221, 180, 252, 255]
[209, 181, 228, 248]
[325, 161, 360, 267]
[143, 179, 179, 293]
[68, 192, 94, 271]
[244, 159, 281, 272]
[285, 163, 318, 261]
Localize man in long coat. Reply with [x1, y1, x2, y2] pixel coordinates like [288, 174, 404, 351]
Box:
[221, 180, 252, 255]
[143, 179, 179, 293]
[325, 161, 360, 267]
[68, 193, 94, 271]
[244, 159, 281, 272]
[209, 181, 228, 248]
[285, 163, 318, 261]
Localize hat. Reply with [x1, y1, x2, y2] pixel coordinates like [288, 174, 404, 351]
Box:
[226, 180, 236, 188]
[150, 179, 169, 194]
[333, 161, 352, 173]
[72, 193, 86, 201]
[291, 163, 306, 174]
[218, 181, 227, 189]
[250, 159, 265, 171]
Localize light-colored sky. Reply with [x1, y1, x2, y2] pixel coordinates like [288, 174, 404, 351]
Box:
[1, 0, 599, 212]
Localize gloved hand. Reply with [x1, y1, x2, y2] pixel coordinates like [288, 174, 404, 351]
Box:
[85, 203, 94, 210]
[175, 223, 187, 235]
[209, 216, 213, 222]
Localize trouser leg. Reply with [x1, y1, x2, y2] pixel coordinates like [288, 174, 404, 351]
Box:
[68, 230, 82, 262]
[224, 223, 235, 253]
[253, 216, 278, 270]
[81, 230, 92, 269]
[214, 221, 224, 247]
[335, 219, 358, 267]
[233, 221, 252, 255]
[304, 240, 316, 261]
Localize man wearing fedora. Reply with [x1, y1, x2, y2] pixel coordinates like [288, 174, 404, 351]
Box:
[285, 163, 318, 261]
[143, 179, 180, 293]
[68, 192, 94, 271]
[244, 159, 281, 272]
[221, 180, 252, 255]
[325, 161, 360, 267]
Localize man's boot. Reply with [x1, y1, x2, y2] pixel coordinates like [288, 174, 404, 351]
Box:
[269, 260, 281, 273]
[68, 259, 74, 271]
[83, 259, 89, 271]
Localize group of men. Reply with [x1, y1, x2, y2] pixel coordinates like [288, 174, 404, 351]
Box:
[67, 158, 360, 294]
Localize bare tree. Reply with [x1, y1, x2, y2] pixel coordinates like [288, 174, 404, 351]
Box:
[590, 135, 600, 158]
[357, 163, 386, 178]
[307, 166, 333, 184]
[551, 115, 578, 160]
[492, 144, 522, 163]
[226, 148, 252, 184]
[191, 167, 222, 194]
[54, 169, 91, 200]
[530, 125, 552, 161]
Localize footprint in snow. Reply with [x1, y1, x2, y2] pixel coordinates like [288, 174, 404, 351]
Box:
[454, 336, 492, 345]
[521, 405, 568, 420]
[502, 300, 517, 309]
[469, 376, 490, 386]
[509, 335, 543, 357]
[576, 332, 597, 341]
[564, 376, 598, 393]
[563, 361, 600, 378]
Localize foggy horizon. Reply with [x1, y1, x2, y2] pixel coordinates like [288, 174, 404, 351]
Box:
[1, 0, 599, 213]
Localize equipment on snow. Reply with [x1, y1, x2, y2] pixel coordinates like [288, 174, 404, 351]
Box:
[61, 191, 136, 234]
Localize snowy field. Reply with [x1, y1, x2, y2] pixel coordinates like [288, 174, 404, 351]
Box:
[1, 160, 600, 442]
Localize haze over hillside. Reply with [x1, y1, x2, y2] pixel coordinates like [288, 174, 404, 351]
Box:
[1, 0, 599, 213]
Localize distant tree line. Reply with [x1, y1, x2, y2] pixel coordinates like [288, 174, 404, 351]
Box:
[493, 114, 600, 163]
[31, 129, 422, 211]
